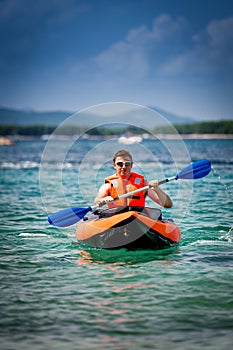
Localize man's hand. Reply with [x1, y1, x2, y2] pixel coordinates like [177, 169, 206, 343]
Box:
[149, 180, 159, 189]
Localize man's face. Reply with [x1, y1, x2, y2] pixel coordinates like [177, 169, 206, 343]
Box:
[113, 156, 133, 179]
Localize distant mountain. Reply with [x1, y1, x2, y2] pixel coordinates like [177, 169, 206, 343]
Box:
[0, 105, 197, 128]
[149, 106, 197, 125]
[0, 107, 71, 126]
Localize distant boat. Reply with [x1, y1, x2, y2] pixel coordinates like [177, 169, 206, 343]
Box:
[0, 137, 15, 146]
[118, 133, 143, 144]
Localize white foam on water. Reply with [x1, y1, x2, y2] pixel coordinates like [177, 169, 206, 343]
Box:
[19, 233, 49, 237]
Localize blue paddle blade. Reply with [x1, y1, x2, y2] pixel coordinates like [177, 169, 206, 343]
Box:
[176, 160, 211, 180]
[48, 206, 92, 227]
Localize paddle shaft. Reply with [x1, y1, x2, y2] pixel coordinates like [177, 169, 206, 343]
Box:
[93, 160, 211, 208]
[48, 160, 211, 227]
[92, 176, 177, 209]
[115, 176, 176, 198]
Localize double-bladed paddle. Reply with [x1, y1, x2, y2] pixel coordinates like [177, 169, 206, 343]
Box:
[48, 159, 211, 227]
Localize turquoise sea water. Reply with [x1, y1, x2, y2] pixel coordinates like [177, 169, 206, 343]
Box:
[1, 138, 233, 350]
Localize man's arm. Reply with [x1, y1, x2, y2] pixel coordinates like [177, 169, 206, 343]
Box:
[94, 183, 113, 205]
[147, 180, 173, 208]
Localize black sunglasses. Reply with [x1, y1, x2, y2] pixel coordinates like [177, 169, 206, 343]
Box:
[116, 161, 132, 167]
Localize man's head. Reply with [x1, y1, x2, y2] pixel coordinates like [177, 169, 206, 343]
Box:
[113, 149, 133, 179]
[113, 149, 133, 163]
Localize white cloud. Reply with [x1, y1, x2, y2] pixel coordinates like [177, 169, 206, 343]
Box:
[200, 17, 233, 70]
[94, 39, 149, 78]
[92, 14, 189, 79]
[91, 14, 233, 79]
[162, 17, 233, 76]
[206, 17, 233, 49]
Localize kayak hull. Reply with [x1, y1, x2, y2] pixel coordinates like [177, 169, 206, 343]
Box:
[76, 207, 181, 250]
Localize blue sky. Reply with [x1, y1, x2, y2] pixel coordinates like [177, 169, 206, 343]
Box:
[0, 0, 233, 120]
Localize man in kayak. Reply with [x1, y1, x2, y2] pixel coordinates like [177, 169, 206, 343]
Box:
[94, 149, 172, 208]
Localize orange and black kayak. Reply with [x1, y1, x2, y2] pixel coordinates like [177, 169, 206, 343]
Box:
[76, 206, 181, 250]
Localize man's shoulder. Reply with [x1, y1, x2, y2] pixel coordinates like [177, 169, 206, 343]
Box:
[105, 174, 118, 182]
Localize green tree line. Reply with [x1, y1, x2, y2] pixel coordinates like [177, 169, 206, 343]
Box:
[154, 120, 233, 134]
[0, 125, 143, 136]
[0, 125, 86, 136]
[0, 120, 232, 136]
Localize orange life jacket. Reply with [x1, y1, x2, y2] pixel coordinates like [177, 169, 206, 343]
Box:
[105, 172, 147, 208]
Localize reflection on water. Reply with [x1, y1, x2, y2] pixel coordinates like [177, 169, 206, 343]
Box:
[74, 246, 181, 265]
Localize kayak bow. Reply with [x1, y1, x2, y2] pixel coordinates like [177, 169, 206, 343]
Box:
[76, 206, 181, 250]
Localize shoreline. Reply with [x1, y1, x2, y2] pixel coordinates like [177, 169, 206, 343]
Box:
[0, 133, 233, 144]
[155, 133, 233, 140]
